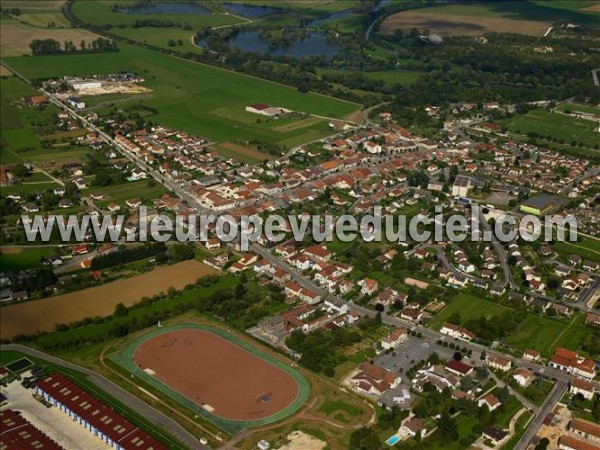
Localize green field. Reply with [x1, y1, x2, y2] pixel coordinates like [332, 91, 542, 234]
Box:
[110, 323, 310, 435]
[4, 44, 359, 145]
[109, 27, 203, 54]
[429, 293, 510, 330]
[553, 236, 600, 262]
[93, 179, 168, 207]
[71, 0, 240, 29]
[556, 102, 600, 116]
[318, 68, 425, 86]
[503, 109, 600, 148]
[504, 315, 568, 355]
[0, 247, 56, 271]
[429, 293, 591, 356]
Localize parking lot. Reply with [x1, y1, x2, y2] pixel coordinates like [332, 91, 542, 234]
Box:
[374, 336, 456, 374]
[1, 373, 111, 450]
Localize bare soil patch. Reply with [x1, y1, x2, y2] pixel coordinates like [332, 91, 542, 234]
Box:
[279, 431, 327, 450]
[133, 328, 299, 420]
[0, 66, 14, 77]
[217, 142, 271, 161]
[1, 23, 101, 56]
[380, 10, 551, 37]
[584, 4, 600, 13]
[0, 260, 215, 339]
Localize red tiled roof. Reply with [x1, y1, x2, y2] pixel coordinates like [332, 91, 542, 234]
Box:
[0, 409, 63, 449]
[37, 373, 167, 450]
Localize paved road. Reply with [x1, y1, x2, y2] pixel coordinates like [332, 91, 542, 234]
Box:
[513, 381, 568, 450]
[1, 344, 206, 450]
[251, 243, 600, 390]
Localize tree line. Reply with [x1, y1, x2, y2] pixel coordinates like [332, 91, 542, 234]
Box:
[29, 38, 118, 55]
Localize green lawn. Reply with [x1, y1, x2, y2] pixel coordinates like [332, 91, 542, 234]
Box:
[0, 247, 56, 271]
[94, 180, 168, 206]
[429, 293, 510, 330]
[504, 315, 568, 355]
[556, 102, 600, 116]
[318, 399, 363, 417]
[503, 109, 599, 148]
[553, 236, 600, 262]
[5, 44, 359, 146]
[492, 395, 522, 429]
[109, 27, 203, 54]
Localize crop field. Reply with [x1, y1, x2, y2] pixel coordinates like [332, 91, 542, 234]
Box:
[5, 44, 359, 145]
[1, 20, 102, 57]
[503, 109, 600, 148]
[380, 1, 600, 36]
[0, 260, 216, 339]
[381, 9, 551, 37]
[2, 1, 71, 28]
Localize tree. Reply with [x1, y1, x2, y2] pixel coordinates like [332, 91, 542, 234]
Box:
[453, 351, 463, 361]
[535, 438, 549, 450]
[114, 303, 128, 317]
[10, 164, 29, 179]
[498, 385, 510, 402]
[438, 412, 458, 441]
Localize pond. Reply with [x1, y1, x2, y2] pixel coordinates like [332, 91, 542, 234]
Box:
[222, 3, 282, 18]
[227, 30, 343, 59]
[116, 2, 209, 15]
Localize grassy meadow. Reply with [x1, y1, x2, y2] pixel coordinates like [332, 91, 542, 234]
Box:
[4, 44, 359, 146]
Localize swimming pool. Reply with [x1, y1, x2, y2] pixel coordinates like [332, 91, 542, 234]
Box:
[386, 435, 400, 446]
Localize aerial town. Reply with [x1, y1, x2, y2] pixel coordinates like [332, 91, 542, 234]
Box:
[0, 1, 599, 450]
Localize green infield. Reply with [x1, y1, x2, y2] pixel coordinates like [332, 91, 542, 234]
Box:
[4, 44, 359, 145]
[110, 323, 310, 435]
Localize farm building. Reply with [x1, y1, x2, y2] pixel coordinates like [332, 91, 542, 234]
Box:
[246, 103, 284, 117]
[68, 79, 102, 91]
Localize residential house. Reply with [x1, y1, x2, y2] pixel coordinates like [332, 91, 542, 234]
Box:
[349, 363, 401, 396]
[478, 393, 501, 411]
[486, 355, 512, 372]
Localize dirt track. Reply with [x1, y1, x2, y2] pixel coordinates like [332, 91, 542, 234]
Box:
[380, 10, 551, 37]
[133, 329, 299, 421]
[0, 260, 215, 339]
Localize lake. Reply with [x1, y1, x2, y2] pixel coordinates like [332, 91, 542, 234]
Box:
[222, 3, 281, 18]
[227, 30, 342, 59]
